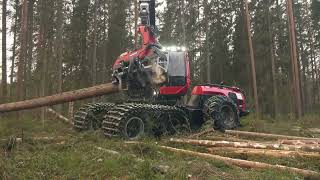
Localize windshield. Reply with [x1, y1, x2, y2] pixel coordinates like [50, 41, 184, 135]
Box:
[167, 52, 186, 77]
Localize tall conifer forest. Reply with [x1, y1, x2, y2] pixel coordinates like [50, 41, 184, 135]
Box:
[0, 0, 320, 117]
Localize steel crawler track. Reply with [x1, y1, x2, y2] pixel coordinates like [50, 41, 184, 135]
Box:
[74, 102, 115, 131]
[102, 103, 191, 138]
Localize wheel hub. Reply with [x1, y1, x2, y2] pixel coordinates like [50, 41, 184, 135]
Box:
[125, 117, 145, 139]
[221, 105, 235, 127]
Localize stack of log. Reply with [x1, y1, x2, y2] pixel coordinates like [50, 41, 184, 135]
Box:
[160, 130, 320, 179]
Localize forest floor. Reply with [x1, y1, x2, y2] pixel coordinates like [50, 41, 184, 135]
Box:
[0, 112, 320, 180]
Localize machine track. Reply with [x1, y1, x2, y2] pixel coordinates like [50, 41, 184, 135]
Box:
[102, 103, 191, 139]
[74, 102, 115, 131]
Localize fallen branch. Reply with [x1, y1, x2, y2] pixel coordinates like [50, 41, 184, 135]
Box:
[47, 108, 72, 124]
[207, 147, 320, 158]
[170, 138, 320, 152]
[1, 136, 68, 144]
[225, 130, 320, 142]
[159, 145, 320, 179]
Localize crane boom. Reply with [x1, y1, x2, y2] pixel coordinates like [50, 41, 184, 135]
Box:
[139, 0, 156, 27]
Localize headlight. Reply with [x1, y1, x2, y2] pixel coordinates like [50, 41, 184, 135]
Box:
[162, 46, 187, 52]
[236, 93, 244, 100]
[153, 90, 158, 96]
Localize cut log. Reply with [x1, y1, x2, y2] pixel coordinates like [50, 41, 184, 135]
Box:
[206, 136, 319, 146]
[159, 145, 320, 179]
[0, 83, 119, 113]
[225, 130, 320, 142]
[170, 138, 320, 152]
[279, 140, 320, 146]
[47, 108, 72, 124]
[207, 147, 320, 158]
[308, 128, 320, 134]
[124, 141, 320, 178]
[205, 136, 254, 143]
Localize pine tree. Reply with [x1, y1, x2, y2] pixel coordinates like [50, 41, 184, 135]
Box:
[245, 0, 259, 115]
[2, 0, 8, 101]
[25, 0, 35, 99]
[17, 0, 28, 101]
[9, 0, 19, 98]
[106, 0, 130, 74]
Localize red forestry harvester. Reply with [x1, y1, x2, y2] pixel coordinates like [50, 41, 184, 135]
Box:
[74, 0, 249, 139]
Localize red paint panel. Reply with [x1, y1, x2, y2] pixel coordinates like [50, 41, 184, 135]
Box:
[191, 86, 247, 112]
[160, 86, 188, 95]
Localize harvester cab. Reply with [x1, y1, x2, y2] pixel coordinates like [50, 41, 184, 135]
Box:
[157, 47, 190, 96]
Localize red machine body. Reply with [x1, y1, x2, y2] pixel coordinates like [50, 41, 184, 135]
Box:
[113, 26, 157, 69]
[191, 85, 248, 114]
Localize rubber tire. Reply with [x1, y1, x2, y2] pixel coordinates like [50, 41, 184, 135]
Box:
[203, 95, 240, 130]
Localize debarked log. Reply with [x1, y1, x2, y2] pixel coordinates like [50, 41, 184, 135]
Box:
[225, 130, 320, 142]
[159, 145, 320, 179]
[0, 83, 119, 113]
[207, 147, 320, 158]
[170, 138, 320, 152]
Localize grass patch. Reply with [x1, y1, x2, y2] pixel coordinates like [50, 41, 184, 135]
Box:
[0, 113, 319, 179]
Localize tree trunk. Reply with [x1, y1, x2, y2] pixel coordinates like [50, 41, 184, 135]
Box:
[267, 4, 278, 117]
[9, 0, 19, 98]
[0, 83, 119, 113]
[287, 0, 303, 118]
[101, 2, 108, 83]
[296, 3, 307, 111]
[244, 0, 259, 115]
[317, 56, 320, 104]
[203, 0, 211, 83]
[134, 0, 138, 48]
[2, 0, 8, 102]
[91, 0, 98, 103]
[309, 31, 317, 106]
[25, 0, 35, 99]
[299, 41, 307, 111]
[39, 0, 48, 123]
[17, 0, 28, 102]
[56, 0, 64, 112]
[180, 0, 186, 46]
